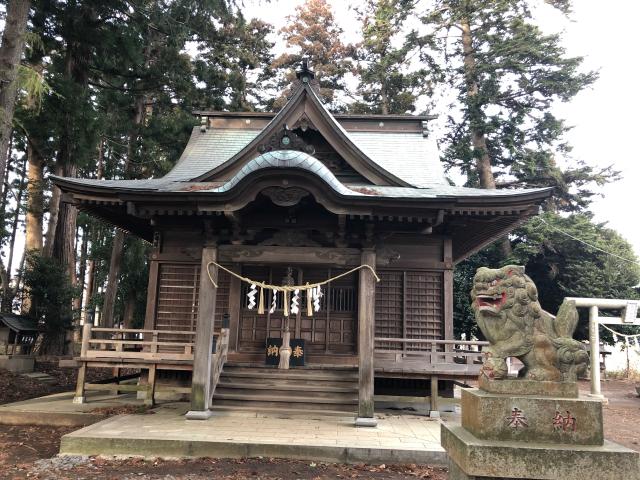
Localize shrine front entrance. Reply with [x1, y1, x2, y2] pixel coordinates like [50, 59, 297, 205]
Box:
[236, 265, 357, 357]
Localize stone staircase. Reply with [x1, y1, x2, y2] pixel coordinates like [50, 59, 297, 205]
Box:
[211, 364, 359, 416]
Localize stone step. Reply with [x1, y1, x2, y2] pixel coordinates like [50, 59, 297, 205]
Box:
[213, 391, 358, 405]
[221, 369, 358, 383]
[209, 403, 355, 417]
[225, 362, 358, 372]
[215, 385, 358, 401]
[218, 377, 358, 391]
[21, 372, 57, 384]
[211, 398, 357, 413]
[216, 365, 359, 413]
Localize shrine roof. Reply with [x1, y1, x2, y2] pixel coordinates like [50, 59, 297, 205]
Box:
[54, 149, 551, 201]
[162, 127, 446, 188]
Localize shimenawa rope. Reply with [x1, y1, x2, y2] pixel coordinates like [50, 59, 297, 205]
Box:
[206, 261, 380, 290]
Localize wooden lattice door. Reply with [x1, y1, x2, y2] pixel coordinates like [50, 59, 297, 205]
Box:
[238, 266, 357, 355]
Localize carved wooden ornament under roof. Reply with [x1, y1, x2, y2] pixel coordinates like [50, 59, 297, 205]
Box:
[257, 124, 315, 156]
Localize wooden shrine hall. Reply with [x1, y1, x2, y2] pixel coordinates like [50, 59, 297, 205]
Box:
[53, 63, 551, 424]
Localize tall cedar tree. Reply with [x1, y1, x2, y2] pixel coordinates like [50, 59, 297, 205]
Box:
[0, 0, 31, 194]
[193, 17, 275, 112]
[351, 0, 437, 115]
[271, 0, 354, 111]
[419, 0, 615, 212]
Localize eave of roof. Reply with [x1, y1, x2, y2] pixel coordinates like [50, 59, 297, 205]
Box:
[0, 314, 39, 332]
[193, 110, 438, 122]
[51, 170, 553, 205]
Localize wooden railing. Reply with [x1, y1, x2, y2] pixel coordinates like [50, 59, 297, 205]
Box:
[80, 323, 196, 362]
[210, 327, 230, 398]
[374, 338, 489, 375]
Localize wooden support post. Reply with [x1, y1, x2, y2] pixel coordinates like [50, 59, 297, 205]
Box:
[74, 317, 93, 404]
[356, 248, 377, 427]
[443, 238, 454, 346]
[186, 245, 218, 420]
[430, 375, 440, 418]
[145, 364, 157, 406]
[228, 266, 241, 352]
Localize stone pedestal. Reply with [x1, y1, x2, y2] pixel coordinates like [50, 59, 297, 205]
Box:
[442, 379, 639, 480]
[0, 355, 34, 373]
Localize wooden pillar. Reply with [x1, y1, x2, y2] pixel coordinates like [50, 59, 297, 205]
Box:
[145, 364, 157, 406]
[356, 248, 377, 426]
[228, 265, 241, 353]
[443, 238, 454, 342]
[430, 375, 440, 417]
[186, 245, 218, 420]
[143, 259, 159, 330]
[73, 316, 93, 404]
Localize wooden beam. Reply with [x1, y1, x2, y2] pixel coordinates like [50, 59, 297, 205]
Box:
[186, 245, 218, 419]
[356, 248, 377, 426]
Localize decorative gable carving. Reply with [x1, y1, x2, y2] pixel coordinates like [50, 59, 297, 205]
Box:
[257, 124, 315, 155]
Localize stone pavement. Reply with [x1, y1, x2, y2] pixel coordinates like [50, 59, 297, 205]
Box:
[0, 390, 145, 426]
[60, 403, 447, 465]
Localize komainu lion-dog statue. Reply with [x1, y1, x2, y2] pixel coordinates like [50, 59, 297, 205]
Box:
[471, 265, 589, 381]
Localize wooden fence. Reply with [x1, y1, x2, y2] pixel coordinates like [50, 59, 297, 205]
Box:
[374, 337, 489, 376]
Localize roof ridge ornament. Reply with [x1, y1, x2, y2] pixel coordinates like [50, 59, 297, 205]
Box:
[296, 58, 315, 83]
[257, 124, 315, 155]
[293, 58, 320, 93]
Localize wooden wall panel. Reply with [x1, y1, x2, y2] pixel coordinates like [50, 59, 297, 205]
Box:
[405, 271, 443, 348]
[155, 264, 200, 337]
[374, 269, 444, 350]
[374, 271, 403, 349]
[154, 262, 230, 348]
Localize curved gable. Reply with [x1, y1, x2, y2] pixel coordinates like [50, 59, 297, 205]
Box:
[190, 84, 411, 187]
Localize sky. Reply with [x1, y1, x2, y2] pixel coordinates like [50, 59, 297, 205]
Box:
[244, 0, 640, 258]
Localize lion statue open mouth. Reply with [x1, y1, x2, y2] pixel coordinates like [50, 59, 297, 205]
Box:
[471, 265, 589, 382]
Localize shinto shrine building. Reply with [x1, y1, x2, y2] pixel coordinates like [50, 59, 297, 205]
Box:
[53, 64, 551, 424]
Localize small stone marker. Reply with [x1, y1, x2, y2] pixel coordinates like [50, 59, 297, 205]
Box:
[441, 265, 640, 480]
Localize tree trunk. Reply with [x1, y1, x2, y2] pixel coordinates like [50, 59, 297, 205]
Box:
[25, 139, 44, 253]
[101, 96, 145, 327]
[0, 0, 31, 190]
[460, 17, 511, 256]
[101, 230, 125, 327]
[0, 261, 10, 312]
[73, 226, 88, 341]
[2, 153, 27, 311]
[52, 164, 78, 283]
[122, 293, 136, 329]
[380, 84, 390, 115]
[43, 164, 62, 258]
[460, 18, 496, 190]
[82, 138, 104, 316]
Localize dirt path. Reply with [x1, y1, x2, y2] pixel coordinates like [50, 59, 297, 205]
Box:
[579, 378, 640, 451]
[0, 362, 113, 405]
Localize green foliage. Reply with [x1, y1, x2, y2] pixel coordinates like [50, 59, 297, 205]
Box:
[510, 213, 640, 340]
[418, 0, 615, 211]
[116, 237, 150, 328]
[453, 244, 504, 340]
[23, 253, 77, 353]
[351, 0, 439, 115]
[454, 212, 640, 342]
